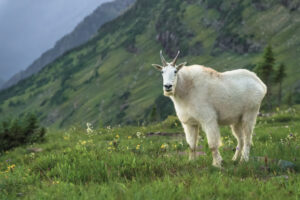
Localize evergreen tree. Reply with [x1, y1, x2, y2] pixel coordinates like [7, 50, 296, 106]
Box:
[23, 113, 38, 139]
[255, 45, 275, 109]
[286, 89, 293, 106]
[0, 113, 45, 151]
[274, 63, 286, 105]
[149, 106, 158, 122]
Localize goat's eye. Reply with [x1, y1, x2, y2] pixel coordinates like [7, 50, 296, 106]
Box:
[174, 70, 177, 74]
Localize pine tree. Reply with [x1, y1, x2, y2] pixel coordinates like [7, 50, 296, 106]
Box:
[255, 45, 275, 109]
[274, 63, 286, 105]
[149, 106, 158, 122]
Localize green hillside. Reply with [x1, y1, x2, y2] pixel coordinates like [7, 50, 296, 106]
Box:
[0, 0, 300, 128]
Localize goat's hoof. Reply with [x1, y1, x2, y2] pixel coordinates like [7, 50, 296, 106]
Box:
[188, 151, 197, 161]
[212, 163, 224, 170]
[232, 156, 238, 161]
[213, 160, 224, 169]
[239, 157, 249, 163]
[189, 155, 196, 161]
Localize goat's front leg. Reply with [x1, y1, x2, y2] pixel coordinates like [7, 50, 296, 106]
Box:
[182, 123, 199, 160]
[202, 121, 223, 168]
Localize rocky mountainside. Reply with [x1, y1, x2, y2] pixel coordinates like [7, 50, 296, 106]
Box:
[0, 0, 135, 90]
[0, 0, 299, 128]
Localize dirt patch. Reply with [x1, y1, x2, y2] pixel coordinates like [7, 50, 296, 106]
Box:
[27, 148, 43, 153]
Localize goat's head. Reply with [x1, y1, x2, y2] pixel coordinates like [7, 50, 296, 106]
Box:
[152, 50, 186, 96]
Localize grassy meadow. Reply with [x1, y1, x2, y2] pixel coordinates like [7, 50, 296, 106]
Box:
[0, 106, 299, 200]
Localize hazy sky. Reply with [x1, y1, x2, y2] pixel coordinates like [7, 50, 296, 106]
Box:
[0, 0, 110, 81]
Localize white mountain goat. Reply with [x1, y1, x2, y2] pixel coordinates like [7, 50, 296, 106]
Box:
[152, 51, 267, 167]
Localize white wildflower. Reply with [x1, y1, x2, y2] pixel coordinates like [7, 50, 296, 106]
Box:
[136, 132, 142, 138]
[86, 123, 94, 134]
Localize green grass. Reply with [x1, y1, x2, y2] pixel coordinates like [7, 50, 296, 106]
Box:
[1, 107, 300, 199]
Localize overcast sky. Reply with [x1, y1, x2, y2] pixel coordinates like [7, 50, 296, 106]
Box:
[0, 0, 110, 81]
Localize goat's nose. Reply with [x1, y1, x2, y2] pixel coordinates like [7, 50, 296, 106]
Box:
[164, 84, 172, 89]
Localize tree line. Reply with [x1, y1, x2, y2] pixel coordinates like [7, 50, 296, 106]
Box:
[0, 113, 46, 152]
[255, 45, 287, 110]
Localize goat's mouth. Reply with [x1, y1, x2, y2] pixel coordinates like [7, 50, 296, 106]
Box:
[163, 89, 174, 96]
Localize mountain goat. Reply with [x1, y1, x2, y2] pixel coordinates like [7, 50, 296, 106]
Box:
[152, 51, 267, 168]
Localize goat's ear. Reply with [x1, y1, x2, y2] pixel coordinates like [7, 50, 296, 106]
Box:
[152, 64, 163, 71]
[176, 62, 187, 71]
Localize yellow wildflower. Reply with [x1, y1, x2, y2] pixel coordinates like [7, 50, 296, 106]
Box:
[136, 144, 140, 150]
[80, 140, 87, 145]
[115, 134, 120, 139]
[161, 143, 168, 149]
[109, 141, 113, 145]
[219, 139, 224, 147]
[63, 136, 70, 140]
[128, 136, 132, 139]
[7, 164, 16, 170]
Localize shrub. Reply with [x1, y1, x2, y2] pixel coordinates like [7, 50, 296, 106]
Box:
[159, 115, 181, 129]
[0, 113, 46, 151]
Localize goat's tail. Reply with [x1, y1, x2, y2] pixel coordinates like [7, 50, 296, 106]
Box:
[252, 71, 267, 97]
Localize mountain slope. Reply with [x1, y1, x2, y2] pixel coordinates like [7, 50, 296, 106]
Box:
[0, 0, 135, 90]
[0, 0, 300, 128]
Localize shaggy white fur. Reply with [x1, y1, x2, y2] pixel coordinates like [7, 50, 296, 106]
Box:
[153, 54, 267, 168]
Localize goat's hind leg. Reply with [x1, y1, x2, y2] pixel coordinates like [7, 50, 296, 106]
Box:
[182, 124, 199, 160]
[231, 123, 244, 161]
[241, 110, 258, 162]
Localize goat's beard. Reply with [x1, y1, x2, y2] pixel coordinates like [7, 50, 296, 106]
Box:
[163, 90, 174, 96]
